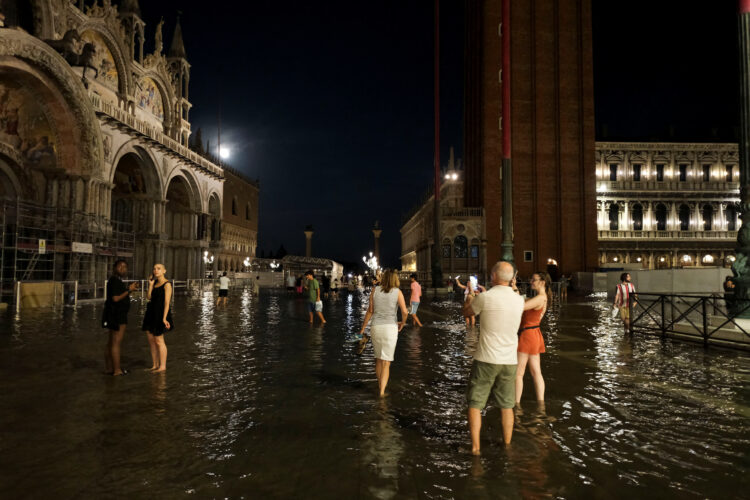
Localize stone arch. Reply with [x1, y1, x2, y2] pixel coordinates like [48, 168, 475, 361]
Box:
[0, 30, 103, 178]
[208, 191, 221, 242]
[136, 70, 173, 131]
[0, 157, 23, 200]
[74, 23, 131, 96]
[0, 144, 33, 200]
[164, 168, 201, 211]
[109, 140, 164, 197]
[678, 204, 691, 231]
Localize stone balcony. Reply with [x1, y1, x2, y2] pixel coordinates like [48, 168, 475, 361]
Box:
[440, 207, 483, 218]
[597, 180, 739, 192]
[598, 229, 738, 240]
[89, 92, 223, 179]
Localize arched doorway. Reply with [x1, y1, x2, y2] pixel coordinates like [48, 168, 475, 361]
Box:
[164, 175, 198, 280]
[655, 203, 667, 231]
[632, 203, 643, 231]
[679, 204, 691, 231]
[111, 150, 162, 278]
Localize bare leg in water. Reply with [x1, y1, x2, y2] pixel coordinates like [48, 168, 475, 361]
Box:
[153, 335, 167, 372]
[146, 331, 159, 370]
[105, 324, 126, 375]
[375, 358, 391, 397]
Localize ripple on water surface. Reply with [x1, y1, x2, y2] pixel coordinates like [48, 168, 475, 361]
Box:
[0, 290, 748, 498]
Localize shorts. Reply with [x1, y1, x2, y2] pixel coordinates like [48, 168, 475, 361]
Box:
[102, 308, 128, 330]
[308, 301, 323, 313]
[410, 302, 420, 315]
[371, 324, 398, 361]
[620, 306, 630, 320]
[467, 360, 516, 410]
[219, 289, 228, 297]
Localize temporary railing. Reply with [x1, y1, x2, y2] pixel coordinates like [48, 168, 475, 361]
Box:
[631, 292, 750, 348]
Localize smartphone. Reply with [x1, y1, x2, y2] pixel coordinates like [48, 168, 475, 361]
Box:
[469, 276, 478, 291]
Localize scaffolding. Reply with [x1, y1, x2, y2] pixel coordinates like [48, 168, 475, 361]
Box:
[0, 199, 135, 304]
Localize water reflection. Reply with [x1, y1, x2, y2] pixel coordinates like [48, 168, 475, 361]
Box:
[0, 292, 747, 498]
[362, 399, 404, 499]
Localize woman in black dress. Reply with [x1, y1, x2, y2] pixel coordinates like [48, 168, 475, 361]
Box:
[142, 263, 173, 372]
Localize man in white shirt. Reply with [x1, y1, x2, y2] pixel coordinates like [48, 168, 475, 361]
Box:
[463, 261, 524, 453]
[216, 271, 230, 306]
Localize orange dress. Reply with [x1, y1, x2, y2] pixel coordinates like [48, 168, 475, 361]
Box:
[517, 307, 545, 355]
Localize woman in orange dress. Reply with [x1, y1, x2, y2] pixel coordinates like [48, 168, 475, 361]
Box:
[516, 272, 550, 404]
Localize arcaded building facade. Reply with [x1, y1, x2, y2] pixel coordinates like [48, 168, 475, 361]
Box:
[596, 142, 739, 269]
[0, 1, 261, 299]
[216, 166, 259, 273]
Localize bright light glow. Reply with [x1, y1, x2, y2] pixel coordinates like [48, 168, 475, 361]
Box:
[703, 255, 714, 264]
[636, 257, 642, 262]
[270, 260, 280, 270]
[363, 253, 379, 273]
[451, 173, 458, 180]
[243, 257, 251, 267]
[682, 255, 691, 262]
[730, 255, 737, 262]
[596, 183, 607, 193]
[444, 174, 450, 180]
[613, 257, 619, 262]
[203, 252, 214, 264]
[659, 257, 666, 262]
[219, 146, 231, 159]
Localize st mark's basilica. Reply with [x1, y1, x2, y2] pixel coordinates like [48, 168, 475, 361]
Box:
[0, 0, 259, 302]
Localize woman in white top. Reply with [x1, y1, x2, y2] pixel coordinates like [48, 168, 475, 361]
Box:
[358, 269, 409, 397]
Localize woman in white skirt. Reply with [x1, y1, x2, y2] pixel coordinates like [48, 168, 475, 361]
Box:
[358, 269, 409, 397]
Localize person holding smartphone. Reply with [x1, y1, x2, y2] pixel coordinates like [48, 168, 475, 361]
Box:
[142, 263, 173, 372]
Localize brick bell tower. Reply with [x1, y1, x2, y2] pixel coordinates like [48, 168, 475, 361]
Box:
[463, 0, 598, 277]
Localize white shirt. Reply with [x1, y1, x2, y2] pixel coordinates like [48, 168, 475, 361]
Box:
[469, 285, 524, 365]
[219, 276, 230, 290]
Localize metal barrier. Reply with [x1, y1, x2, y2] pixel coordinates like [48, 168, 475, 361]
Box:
[632, 292, 750, 348]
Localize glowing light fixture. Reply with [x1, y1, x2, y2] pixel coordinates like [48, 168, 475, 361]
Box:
[219, 146, 231, 159]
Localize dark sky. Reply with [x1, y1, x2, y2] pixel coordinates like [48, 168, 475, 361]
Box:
[139, 1, 739, 268]
[139, 0, 464, 269]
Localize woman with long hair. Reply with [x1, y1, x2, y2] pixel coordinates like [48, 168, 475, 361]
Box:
[142, 263, 173, 373]
[358, 269, 409, 397]
[515, 271, 550, 403]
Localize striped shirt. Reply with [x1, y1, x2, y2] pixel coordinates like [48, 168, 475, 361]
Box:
[615, 282, 636, 308]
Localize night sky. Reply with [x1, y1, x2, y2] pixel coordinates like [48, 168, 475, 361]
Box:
[139, 1, 740, 268]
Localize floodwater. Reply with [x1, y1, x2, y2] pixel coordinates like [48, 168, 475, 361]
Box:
[0, 289, 748, 499]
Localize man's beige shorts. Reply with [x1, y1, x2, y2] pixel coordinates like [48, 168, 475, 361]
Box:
[467, 360, 516, 410]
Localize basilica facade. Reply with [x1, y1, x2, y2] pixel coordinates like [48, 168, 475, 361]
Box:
[596, 142, 739, 269]
[0, 1, 258, 300]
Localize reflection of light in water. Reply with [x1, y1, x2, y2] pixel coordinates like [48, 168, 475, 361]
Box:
[363, 402, 403, 499]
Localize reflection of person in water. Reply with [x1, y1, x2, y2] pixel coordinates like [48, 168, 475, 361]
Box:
[510, 403, 561, 498]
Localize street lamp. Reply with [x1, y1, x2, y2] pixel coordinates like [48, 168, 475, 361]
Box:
[203, 251, 214, 264]
[363, 252, 378, 274]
